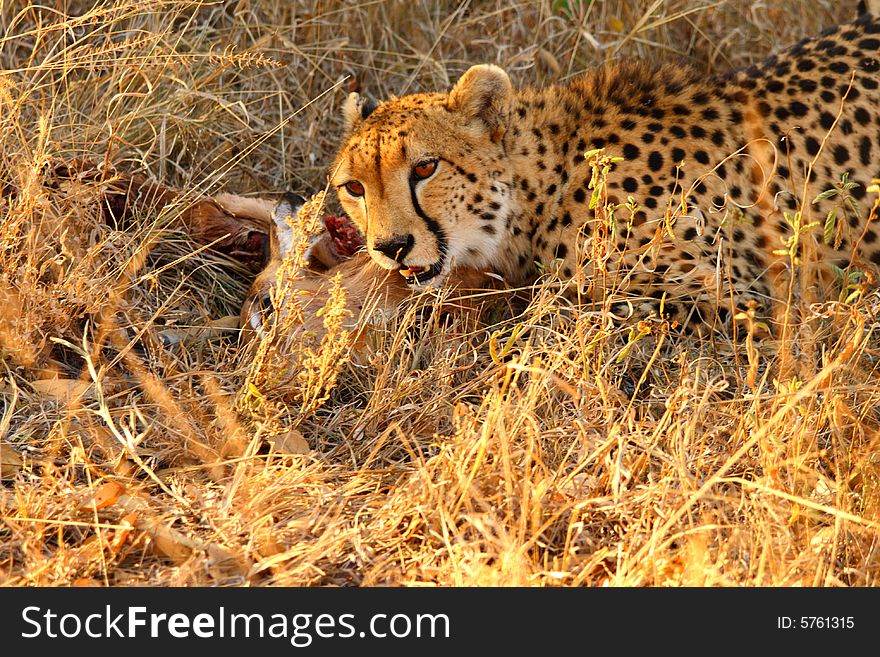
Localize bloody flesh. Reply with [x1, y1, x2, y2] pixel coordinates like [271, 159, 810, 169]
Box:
[322, 214, 364, 258]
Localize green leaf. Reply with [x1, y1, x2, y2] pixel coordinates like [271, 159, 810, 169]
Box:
[553, 0, 572, 17]
[823, 208, 837, 245]
[811, 188, 838, 204]
[827, 262, 846, 280]
[589, 185, 602, 209]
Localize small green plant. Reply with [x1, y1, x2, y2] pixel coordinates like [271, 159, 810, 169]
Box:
[773, 210, 819, 264]
[827, 262, 866, 303]
[812, 172, 863, 248]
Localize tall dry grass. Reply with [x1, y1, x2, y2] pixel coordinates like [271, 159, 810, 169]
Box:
[1, 0, 879, 586]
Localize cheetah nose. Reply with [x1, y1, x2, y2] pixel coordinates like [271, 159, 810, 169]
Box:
[373, 233, 415, 263]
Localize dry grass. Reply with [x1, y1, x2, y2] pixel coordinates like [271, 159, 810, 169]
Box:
[2, 0, 880, 587]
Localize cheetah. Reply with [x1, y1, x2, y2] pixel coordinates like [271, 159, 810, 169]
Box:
[300, 7, 880, 334]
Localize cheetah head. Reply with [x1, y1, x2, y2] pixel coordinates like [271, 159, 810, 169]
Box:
[330, 65, 514, 286]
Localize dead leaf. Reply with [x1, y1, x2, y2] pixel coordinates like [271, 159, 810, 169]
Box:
[73, 578, 102, 587]
[207, 543, 247, 579]
[270, 429, 310, 454]
[143, 520, 195, 564]
[253, 527, 285, 559]
[159, 316, 240, 346]
[29, 378, 94, 401]
[115, 494, 195, 564]
[79, 481, 125, 511]
[0, 442, 23, 480]
[110, 511, 138, 551]
[609, 16, 624, 32]
[113, 493, 241, 568]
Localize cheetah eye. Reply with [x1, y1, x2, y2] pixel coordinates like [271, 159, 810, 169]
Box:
[344, 180, 365, 197]
[413, 160, 438, 180]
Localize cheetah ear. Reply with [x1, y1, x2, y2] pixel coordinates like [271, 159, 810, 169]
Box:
[342, 92, 377, 135]
[448, 64, 512, 142]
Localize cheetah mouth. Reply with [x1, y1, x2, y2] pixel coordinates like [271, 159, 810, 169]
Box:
[398, 261, 444, 286]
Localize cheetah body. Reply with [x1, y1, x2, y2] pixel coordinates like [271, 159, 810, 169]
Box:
[331, 13, 880, 327]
